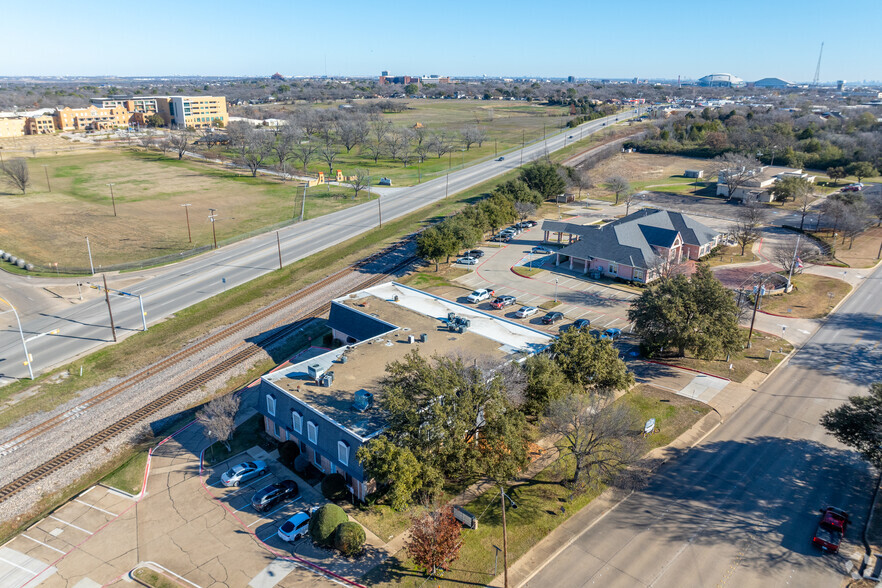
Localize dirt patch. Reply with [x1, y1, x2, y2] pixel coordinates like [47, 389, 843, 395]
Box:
[817, 226, 882, 268]
[712, 263, 781, 289]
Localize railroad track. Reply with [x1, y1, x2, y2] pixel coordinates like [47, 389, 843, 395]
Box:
[0, 245, 419, 503]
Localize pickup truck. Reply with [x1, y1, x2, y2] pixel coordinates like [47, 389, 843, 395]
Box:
[467, 288, 495, 303]
[812, 506, 850, 553]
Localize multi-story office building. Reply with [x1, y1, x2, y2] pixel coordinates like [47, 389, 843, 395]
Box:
[0, 116, 27, 137]
[156, 96, 227, 129]
[26, 115, 56, 134]
[53, 106, 130, 131]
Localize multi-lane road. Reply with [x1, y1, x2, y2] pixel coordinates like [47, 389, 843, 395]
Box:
[0, 111, 635, 383]
[525, 261, 882, 587]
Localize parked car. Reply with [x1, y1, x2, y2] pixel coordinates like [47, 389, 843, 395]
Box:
[561, 318, 591, 332]
[516, 306, 539, 318]
[467, 288, 495, 303]
[812, 507, 850, 553]
[506, 225, 522, 234]
[220, 460, 268, 487]
[378, 177, 392, 186]
[521, 220, 538, 227]
[457, 257, 478, 265]
[601, 328, 622, 341]
[251, 480, 298, 512]
[490, 295, 517, 309]
[541, 311, 565, 324]
[532, 245, 553, 254]
[589, 329, 603, 340]
[496, 156, 505, 161]
[277, 507, 318, 542]
[842, 183, 863, 192]
[465, 249, 485, 258]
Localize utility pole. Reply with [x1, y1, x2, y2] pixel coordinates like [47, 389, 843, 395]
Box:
[520, 130, 524, 166]
[208, 208, 218, 249]
[299, 182, 307, 221]
[276, 231, 283, 269]
[102, 274, 117, 342]
[86, 236, 95, 275]
[0, 296, 34, 380]
[377, 194, 382, 228]
[106, 183, 117, 216]
[501, 487, 512, 588]
[747, 280, 766, 346]
[42, 165, 51, 192]
[786, 235, 801, 291]
[181, 203, 192, 243]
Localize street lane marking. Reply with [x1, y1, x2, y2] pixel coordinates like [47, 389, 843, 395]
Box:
[20, 534, 65, 554]
[74, 499, 117, 517]
[48, 516, 93, 535]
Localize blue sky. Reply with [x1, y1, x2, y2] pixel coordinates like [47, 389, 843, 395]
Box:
[5, 0, 881, 82]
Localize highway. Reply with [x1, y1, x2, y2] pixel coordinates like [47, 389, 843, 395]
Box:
[524, 262, 882, 587]
[0, 111, 635, 384]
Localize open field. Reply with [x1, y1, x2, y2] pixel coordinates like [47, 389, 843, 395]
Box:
[704, 245, 760, 267]
[0, 149, 376, 268]
[815, 226, 882, 268]
[585, 153, 722, 201]
[761, 274, 851, 319]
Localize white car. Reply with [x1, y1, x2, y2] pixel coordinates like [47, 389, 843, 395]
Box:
[516, 306, 538, 319]
[277, 508, 315, 542]
[457, 257, 478, 265]
[467, 288, 494, 303]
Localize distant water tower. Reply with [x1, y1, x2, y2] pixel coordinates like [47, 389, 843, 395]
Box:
[381, 70, 389, 77]
[836, 80, 845, 91]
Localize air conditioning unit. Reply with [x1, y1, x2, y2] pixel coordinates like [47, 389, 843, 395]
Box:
[352, 389, 374, 412]
[320, 371, 334, 387]
[307, 364, 324, 380]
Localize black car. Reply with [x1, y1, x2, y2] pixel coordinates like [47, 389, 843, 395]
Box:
[522, 220, 538, 227]
[541, 311, 565, 325]
[251, 480, 299, 512]
[466, 250, 485, 258]
[561, 318, 590, 332]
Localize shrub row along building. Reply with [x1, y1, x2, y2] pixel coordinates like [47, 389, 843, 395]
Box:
[255, 282, 552, 501]
[0, 95, 227, 137]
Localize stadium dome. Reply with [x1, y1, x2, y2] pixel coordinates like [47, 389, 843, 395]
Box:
[698, 73, 745, 87]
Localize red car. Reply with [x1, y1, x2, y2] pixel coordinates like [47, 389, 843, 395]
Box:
[812, 506, 850, 553]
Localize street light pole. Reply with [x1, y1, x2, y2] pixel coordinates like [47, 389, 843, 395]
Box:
[377, 194, 382, 228]
[102, 274, 117, 342]
[276, 231, 283, 270]
[554, 278, 559, 303]
[42, 165, 51, 192]
[85, 236, 95, 275]
[0, 297, 34, 379]
[106, 183, 117, 216]
[501, 487, 509, 588]
[786, 235, 801, 291]
[181, 203, 192, 243]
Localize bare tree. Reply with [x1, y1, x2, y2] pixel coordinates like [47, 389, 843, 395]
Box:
[866, 191, 882, 226]
[226, 120, 252, 160]
[273, 123, 301, 177]
[196, 393, 241, 451]
[365, 118, 393, 163]
[514, 201, 537, 221]
[840, 205, 870, 248]
[604, 175, 631, 205]
[574, 169, 595, 198]
[795, 182, 818, 231]
[460, 125, 483, 151]
[622, 190, 641, 216]
[336, 116, 367, 153]
[713, 153, 761, 200]
[384, 128, 409, 162]
[293, 131, 319, 172]
[241, 127, 275, 177]
[733, 202, 767, 255]
[542, 393, 645, 494]
[351, 168, 370, 199]
[819, 198, 849, 234]
[770, 237, 820, 274]
[170, 128, 192, 160]
[319, 140, 339, 176]
[430, 132, 452, 159]
[0, 158, 30, 193]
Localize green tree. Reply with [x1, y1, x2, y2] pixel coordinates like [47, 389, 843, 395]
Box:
[547, 329, 634, 393]
[478, 195, 517, 234]
[519, 161, 567, 200]
[846, 161, 878, 183]
[821, 383, 882, 468]
[308, 504, 348, 547]
[628, 264, 745, 359]
[404, 83, 419, 96]
[770, 176, 814, 203]
[523, 353, 576, 415]
[334, 521, 366, 556]
[493, 178, 544, 206]
[826, 166, 847, 185]
[357, 437, 440, 510]
[145, 113, 165, 127]
[416, 226, 457, 271]
[377, 350, 528, 484]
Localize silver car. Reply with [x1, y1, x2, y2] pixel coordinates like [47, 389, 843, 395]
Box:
[220, 460, 268, 487]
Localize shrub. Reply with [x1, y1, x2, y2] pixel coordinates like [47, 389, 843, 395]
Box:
[321, 473, 349, 502]
[334, 521, 366, 557]
[293, 454, 309, 473]
[278, 441, 300, 469]
[308, 504, 348, 547]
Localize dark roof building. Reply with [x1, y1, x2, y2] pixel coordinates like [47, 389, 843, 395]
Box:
[542, 209, 720, 283]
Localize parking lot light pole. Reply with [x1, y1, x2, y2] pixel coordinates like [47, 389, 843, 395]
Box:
[554, 278, 559, 303]
[0, 296, 34, 379]
[181, 203, 192, 243]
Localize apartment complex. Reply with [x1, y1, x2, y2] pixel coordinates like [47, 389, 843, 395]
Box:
[0, 117, 27, 137]
[54, 106, 130, 131]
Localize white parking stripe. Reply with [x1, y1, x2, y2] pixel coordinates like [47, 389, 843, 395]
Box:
[0, 554, 36, 574]
[74, 499, 117, 517]
[574, 310, 593, 319]
[48, 516, 93, 535]
[247, 500, 297, 528]
[20, 534, 65, 554]
[603, 318, 621, 327]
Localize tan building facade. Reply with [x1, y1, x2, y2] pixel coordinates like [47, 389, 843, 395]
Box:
[0, 117, 27, 137]
[26, 115, 56, 134]
[54, 106, 130, 131]
[156, 96, 227, 129]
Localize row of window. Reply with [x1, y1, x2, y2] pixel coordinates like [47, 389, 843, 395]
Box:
[267, 395, 350, 466]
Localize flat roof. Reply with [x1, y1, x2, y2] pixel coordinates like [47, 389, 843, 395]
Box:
[264, 282, 552, 439]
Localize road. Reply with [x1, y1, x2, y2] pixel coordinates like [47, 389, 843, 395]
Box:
[0, 111, 636, 384]
[524, 262, 882, 587]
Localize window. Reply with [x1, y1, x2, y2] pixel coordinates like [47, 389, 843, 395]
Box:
[307, 421, 318, 444]
[265, 394, 276, 416]
[337, 441, 350, 466]
[633, 269, 645, 281]
[291, 410, 302, 433]
[609, 262, 618, 275]
[313, 450, 323, 470]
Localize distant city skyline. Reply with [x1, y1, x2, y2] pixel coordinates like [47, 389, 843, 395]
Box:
[4, 0, 880, 82]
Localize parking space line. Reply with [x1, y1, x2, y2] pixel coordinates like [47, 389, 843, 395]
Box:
[247, 500, 295, 528]
[20, 534, 65, 554]
[48, 516, 93, 535]
[74, 499, 117, 517]
[574, 310, 593, 319]
[0, 554, 36, 574]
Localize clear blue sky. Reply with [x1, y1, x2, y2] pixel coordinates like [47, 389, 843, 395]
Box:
[5, 0, 881, 82]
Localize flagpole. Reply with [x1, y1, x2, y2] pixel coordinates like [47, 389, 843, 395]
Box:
[786, 235, 801, 291]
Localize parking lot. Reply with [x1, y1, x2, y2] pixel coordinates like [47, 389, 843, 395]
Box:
[451, 223, 638, 335]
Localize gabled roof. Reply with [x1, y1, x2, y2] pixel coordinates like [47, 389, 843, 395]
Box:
[543, 209, 718, 269]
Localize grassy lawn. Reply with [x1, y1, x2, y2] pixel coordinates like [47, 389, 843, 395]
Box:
[538, 299, 561, 310]
[704, 245, 760, 267]
[512, 266, 544, 278]
[363, 387, 708, 587]
[101, 451, 148, 495]
[353, 504, 416, 544]
[654, 328, 794, 382]
[400, 266, 470, 290]
[132, 566, 186, 588]
[761, 274, 851, 318]
[815, 226, 882, 268]
[203, 413, 276, 467]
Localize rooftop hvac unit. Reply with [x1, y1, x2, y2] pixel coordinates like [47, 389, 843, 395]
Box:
[340, 355, 349, 364]
[408, 335, 415, 344]
[420, 333, 428, 343]
[352, 389, 374, 412]
[447, 312, 456, 323]
[307, 364, 324, 380]
[320, 371, 334, 387]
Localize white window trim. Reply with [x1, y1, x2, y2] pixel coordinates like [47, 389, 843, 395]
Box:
[307, 420, 318, 444]
[291, 410, 302, 434]
[266, 394, 276, 417]
[337, 441, 350, 466]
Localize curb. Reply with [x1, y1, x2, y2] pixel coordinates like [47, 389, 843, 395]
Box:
[643, 359, 730, 381]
